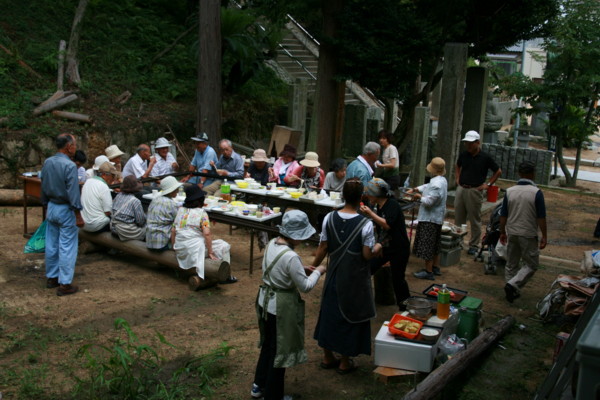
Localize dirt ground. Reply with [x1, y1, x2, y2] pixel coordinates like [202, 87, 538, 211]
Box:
[1, 162, 599, 399]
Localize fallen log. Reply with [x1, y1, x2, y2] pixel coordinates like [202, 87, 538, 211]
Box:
[78, 230, 230, 290]
[115, 90, 131, 104]
[0, 189, 42, 206]
[38, 90, 65, 109]
[52, 110, 91, 123]
[402, 315, 515, 400]
[33, 94, 78, 116]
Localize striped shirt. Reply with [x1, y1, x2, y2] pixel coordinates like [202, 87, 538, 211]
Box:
[145, 195, 178, 249]
[111, 193, 146, 226]
[151, 152, 177, 177]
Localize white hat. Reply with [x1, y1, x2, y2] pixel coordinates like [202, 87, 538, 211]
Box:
[278, 210, 316, 240]
[462, 130, 480, 142]
[93, 155, 112, 170]
[160, 176, 182, 195]
[191, 132, 209, 142]
[251, 149, 269, 162]
[300, 151, 320, 167]
[105, 144, 124, 160]
[154, 137, 170, 149]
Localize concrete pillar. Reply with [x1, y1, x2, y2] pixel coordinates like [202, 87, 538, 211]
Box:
[462, 66, 488, 136]
[430, 79, 442, 119]
[342, 104, 368, 158]
[437, 43, 468, 189]
[410, 107, 431, 187]
[288, 78, 309, 152]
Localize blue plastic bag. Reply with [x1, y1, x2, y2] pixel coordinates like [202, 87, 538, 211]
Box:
[24, 220, 47, 253]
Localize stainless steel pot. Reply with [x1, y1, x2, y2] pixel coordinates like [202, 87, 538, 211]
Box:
[404, 297, 432, 319]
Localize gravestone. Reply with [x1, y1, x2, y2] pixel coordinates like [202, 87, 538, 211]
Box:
[461, 67, 488, 136]
[410, 107, 430, 187]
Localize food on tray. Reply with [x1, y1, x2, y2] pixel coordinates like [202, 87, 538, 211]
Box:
[427, 289, 456, 298]
[393, 320, 421, 334]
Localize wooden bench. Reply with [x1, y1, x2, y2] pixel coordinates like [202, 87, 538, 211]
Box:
[78, 230, 231, 290]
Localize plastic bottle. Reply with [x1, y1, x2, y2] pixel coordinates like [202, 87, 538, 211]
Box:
[220, 179, 231, 201]
[437, 284, 450, 320]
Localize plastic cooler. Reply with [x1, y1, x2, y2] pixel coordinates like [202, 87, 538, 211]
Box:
[575, 305, 600, 399]
[456, 296, 483, 342]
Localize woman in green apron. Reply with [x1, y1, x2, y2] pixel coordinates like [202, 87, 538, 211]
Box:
[251, 210, 326, 400]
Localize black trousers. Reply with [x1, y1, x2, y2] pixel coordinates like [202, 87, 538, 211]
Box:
[371, 251, 410, 307]
[254, 310, 286, 400]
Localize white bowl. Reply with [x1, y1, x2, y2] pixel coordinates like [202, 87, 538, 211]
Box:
[249, 182, 261, 190]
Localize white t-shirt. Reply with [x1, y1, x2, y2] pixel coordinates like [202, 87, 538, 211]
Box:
[81, 177, 112, 232]
[382, 144, 399, 168]
[320, 211, 375, 248]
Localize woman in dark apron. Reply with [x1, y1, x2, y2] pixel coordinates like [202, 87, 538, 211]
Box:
[311, 179, 382, 374]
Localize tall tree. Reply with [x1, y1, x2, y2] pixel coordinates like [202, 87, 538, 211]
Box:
[498, 0, 600, 187]
[66, 0, 89, 85]
[197, 0, 222, 146]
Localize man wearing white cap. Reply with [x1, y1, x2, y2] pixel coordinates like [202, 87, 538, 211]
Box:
[455, 130, 502, 255]
[105, 144, 125, 172]
[85, 155, 111, 180]
[81, 161, 121, 233]
[150, 137, 178, 177]
[181, 132, 218, 188]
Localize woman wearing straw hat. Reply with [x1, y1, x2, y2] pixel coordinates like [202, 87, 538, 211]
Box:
[172, 185, 236, 283]
[360, 178, 411, 309]
[146, 176, 182, 251]
[312, 179, 382, 375]
[408, 157, 448, 280]
[251, 210, 326, 400]
[110, 175, 147, 241]
[288, 151, 325, 190]
[245, 149, 272, 185]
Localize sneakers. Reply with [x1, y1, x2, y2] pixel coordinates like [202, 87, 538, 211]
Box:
[504, 283, 520, 303]
[413, 269, 435, 280]
[46, 277, 59, 288]
[432, 266, 442, 276]
[56, 284, 78, 296]
[467, 247, 479, 256]
[250, 383, 263, 398]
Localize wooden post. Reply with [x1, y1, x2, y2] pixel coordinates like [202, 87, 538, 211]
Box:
[402, 315, 515, 400]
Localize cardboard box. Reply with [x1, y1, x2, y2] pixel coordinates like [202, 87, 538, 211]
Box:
[374, 322, 438, 372]
[268, 125, 302, 157]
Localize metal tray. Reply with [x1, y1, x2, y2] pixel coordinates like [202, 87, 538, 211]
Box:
[422, 284, 468, 303]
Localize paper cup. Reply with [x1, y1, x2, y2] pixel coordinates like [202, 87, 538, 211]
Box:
[461, 224, 468, 232]
[273, 207, 280, 214]
[152, 189, 158, 196]
[255, 211, 263, 218]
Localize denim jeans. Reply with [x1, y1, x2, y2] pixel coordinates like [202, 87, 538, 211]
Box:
[45, 202, 79, 285]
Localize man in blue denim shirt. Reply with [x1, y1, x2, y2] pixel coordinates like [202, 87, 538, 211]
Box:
[40, 133, 84, 296]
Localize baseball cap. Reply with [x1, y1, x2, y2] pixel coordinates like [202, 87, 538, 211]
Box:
[191, 132, 209, 142]
[462, 130, 481, 142]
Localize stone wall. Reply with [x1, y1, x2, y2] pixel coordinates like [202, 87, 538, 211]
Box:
[482, 143, 552, 185]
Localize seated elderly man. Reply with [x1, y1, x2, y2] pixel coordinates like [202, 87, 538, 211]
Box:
[150, 137, 178, 177]
[122, 143, 157, 179]
[85, 155, 111, 180]
[181, 132, 218, 189]
[203, 139, 244, 196]
[146, 176, 182, 251]
[81, 161, 120, 233]
[110, 175, 147, 241]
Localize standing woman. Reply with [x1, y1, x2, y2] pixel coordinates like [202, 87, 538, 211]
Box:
[360, 178, 411, 309]
[377, 130, 401, 192]
[409, 157, 448, 280]
[251, 210, 326, 400]
[312, 179, 382, 374]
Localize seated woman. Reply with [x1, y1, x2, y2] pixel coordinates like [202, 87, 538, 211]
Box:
[289, 151, 325, 191]
[146, 176, 181, 251]
[245, 149, 271, 185]
[172, 185, 237, 283]
[110, 175, 147, 241]
[323, 158, 347, 192]
[268, 144, 299, 186]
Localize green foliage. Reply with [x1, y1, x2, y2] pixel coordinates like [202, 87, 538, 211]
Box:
[74, 318, 231, 399]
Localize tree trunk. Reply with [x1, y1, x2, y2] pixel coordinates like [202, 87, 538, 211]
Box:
[52, 110, 91, 123]
[57, 40, 66, 91]
[66, 0, 89, 85]
[555, 129, 574, 187]
[402, 315, 515, 400]
[197, 0, 222, 148]
[312, 0, 344, 170]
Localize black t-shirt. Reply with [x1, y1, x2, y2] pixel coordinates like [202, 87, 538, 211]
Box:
[375, 198, 410, 254]
[456, 150, 500, 186]
[247, 162, 271, 185]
